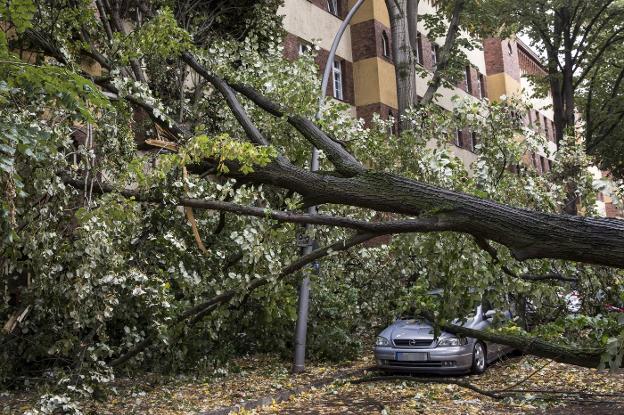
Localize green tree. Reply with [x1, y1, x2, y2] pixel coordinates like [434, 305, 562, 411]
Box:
[1, 1, 624, 412]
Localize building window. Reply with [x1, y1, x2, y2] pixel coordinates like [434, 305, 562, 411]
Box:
[381, 31, 390, 58]
[478, 73, 486, 99]
[431, 44, 439, 66]
[548, 159, 553, 171]
[298, 41, 311, 55]
[464, 66, 472, 94]
[455, 129, 464, 148]
[388, 110, 396, 134]
[416, 33, 423, 65]
[332, 59, 343, 100]
[327, 0, 338, 15]
[471, 131, 479, 152]
[544, 116, 550, 138]
[540, 156, 547, 173]
[534, 110, 540, 131]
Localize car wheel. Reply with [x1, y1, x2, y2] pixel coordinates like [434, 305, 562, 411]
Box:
[471, 342, 487, 374]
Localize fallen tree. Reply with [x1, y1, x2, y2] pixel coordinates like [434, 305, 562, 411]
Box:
[3, 1, 624, 386]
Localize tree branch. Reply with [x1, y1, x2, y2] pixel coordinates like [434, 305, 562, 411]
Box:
[420, 0, 466, 105]
[473, 236, 577, 283]
[110, 231, 380, 366]
[441, 324, 608, 369]
[181, 52, 270, 146]
[226, 82, 365, 176]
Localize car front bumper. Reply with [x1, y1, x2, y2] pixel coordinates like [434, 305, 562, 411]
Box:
[373, 345, 474, 374]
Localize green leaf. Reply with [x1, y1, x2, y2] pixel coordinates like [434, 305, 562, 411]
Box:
[8, 0, 36, 33]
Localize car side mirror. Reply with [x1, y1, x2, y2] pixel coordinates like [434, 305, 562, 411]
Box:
[484, 310, 496, 319]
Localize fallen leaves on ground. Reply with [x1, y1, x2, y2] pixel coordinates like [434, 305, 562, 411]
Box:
[2, 354, 624, 414]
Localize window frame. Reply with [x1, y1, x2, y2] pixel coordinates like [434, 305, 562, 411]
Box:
[416, 32, 423, 65]
[381, 31, 390, 58]
[464, 66, 472, 94]
[455, 129, 464, 148]
[327, 0, 338, 16]
[478, 73, 486, 99]
[332, 58, 344, 101]
[471, 131, 479, 152]
[298, 41, 311, 56]
[431, 43, 439, 66]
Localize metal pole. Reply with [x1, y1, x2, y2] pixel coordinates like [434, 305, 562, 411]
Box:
[292, 0, 366, 374]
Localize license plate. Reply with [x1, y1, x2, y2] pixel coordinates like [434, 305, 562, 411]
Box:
[396, 352, 428, 362]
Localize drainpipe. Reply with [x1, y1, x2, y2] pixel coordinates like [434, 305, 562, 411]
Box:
[292, 0, 366, 374]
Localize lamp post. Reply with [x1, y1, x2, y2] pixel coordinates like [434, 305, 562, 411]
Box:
[292, 0, 366, 374]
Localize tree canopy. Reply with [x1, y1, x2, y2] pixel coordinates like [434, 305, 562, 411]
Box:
[1, 0, 624, 412]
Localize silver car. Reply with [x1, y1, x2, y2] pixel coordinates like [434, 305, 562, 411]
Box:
[374, 303, 514, 374]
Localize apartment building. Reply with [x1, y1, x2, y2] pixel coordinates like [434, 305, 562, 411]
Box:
[278, 0, 624, 218]
[278, 0, 556, 171]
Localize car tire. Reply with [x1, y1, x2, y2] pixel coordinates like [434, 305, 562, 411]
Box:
[471, 342, 487, 374]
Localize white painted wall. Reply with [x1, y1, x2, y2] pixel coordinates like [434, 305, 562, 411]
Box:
[279, 0, 353, 62]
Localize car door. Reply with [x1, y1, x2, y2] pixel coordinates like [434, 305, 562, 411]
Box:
[476, 302, 501, 360]
[486, 306, 515, 359]
[472, 305, 499, 362]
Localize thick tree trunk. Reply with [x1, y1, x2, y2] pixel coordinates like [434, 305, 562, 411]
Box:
[442, 324, 611, 369]
[201, 75, 624, 269]
[386, 0, 418, 128]
[207, 156, 624, 268]
[562, 8, 577, 133]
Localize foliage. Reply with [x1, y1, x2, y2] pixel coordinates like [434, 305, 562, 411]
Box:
[0, 1, 623, 413]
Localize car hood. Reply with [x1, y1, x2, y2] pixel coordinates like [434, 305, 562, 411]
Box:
[388, 319, 435, 341]
[379, 316, 479, 341]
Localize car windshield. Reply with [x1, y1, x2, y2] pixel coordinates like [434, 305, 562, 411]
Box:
[399, 289, 481, 320]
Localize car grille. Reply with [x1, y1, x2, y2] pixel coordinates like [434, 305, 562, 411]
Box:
[393, 339, 434, 347]
[384, 360, 447, 367]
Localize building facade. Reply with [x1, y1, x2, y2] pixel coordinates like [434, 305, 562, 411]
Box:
[279, 0, 557, 171]
[278, 0, 623, 218]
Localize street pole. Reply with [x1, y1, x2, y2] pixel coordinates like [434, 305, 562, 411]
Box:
[292, 0, 366, 374]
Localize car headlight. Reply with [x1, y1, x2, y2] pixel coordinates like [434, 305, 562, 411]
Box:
[375, 336, 390, 346]
[437, 336, 468, 347]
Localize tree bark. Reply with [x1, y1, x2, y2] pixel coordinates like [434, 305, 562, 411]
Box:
[442, 323, 611, 369]
[386, 0, 419, 128]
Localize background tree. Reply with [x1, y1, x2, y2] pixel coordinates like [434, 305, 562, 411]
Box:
[581, 38, 624, 180]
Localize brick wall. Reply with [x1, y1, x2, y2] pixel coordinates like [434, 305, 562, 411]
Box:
[283, 32, 300, 61]
[605, 202, 623, 218]
[469, 67, 481, 98]
[351, 20, 393, 63]
[518, 47, 547, 76]
[420, 35, 435, 71]
[283, 32, 354, 105]
[483, 38, 520, 81]
[356, 102, 398, 129]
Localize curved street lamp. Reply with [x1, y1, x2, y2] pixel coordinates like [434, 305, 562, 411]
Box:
[293, 0, 367, 374]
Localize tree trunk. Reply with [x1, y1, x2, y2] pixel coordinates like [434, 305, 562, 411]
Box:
[193, 155, 624, 268]
[442, 323, 613, 369]
[386, 0, 419, 129]
[562, 7, 577, 133]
